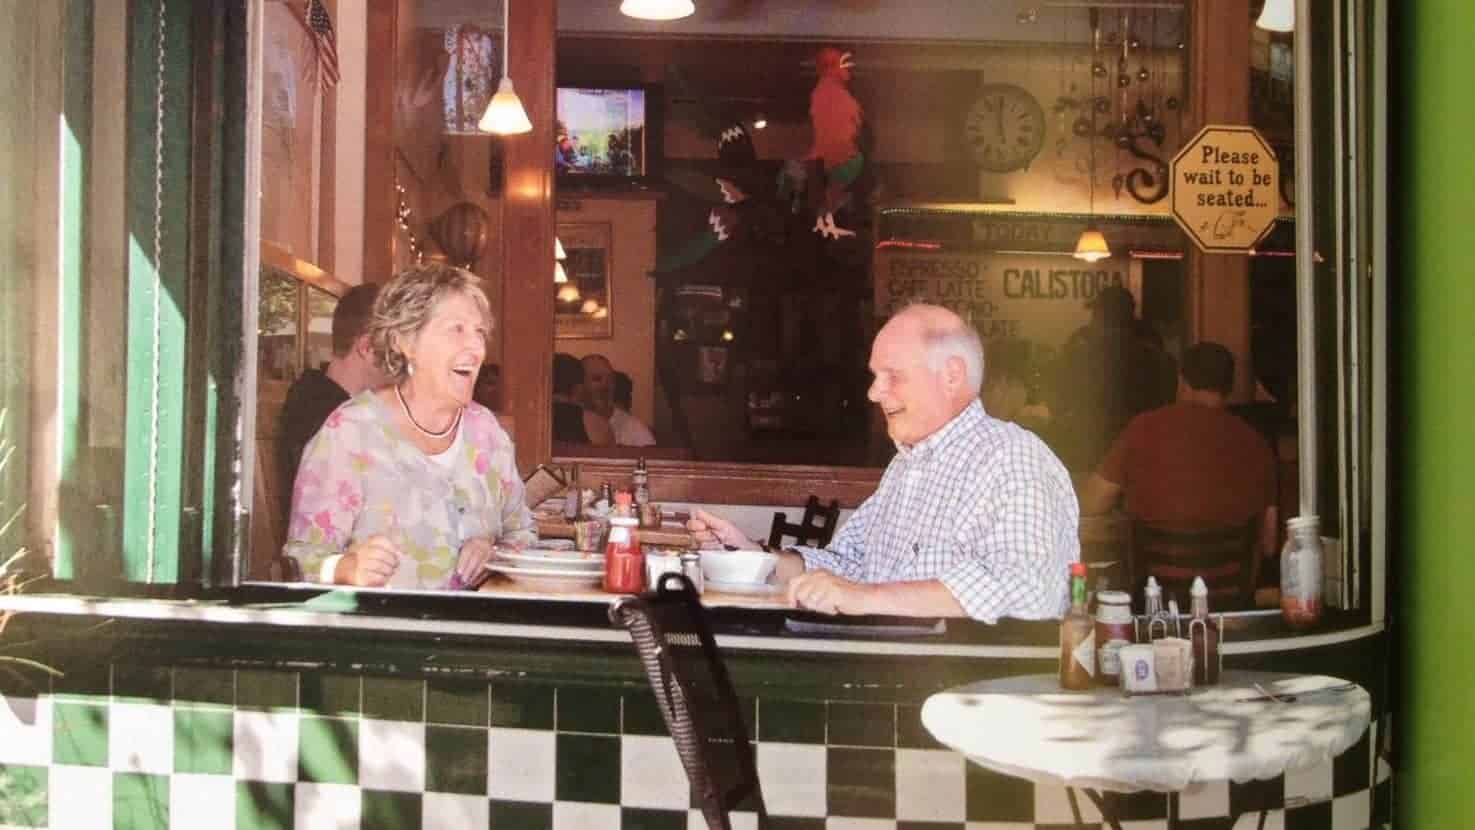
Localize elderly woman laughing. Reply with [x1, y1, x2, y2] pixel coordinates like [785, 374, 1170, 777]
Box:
[283, 263, 536, 589]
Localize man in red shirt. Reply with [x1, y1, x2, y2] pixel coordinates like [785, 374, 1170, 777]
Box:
[1079, 342, 1278, 559]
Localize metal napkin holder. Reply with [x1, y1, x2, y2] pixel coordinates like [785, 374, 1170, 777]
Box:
[1126, 611, 1227, 694]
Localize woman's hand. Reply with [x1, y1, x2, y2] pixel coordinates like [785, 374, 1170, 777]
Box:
[687, 508, 755, 550]
[336, 535, 402, 587]
[454, 537, 497, 586]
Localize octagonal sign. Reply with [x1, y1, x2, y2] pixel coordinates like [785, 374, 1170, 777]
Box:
[1170, 125, 1279, 254]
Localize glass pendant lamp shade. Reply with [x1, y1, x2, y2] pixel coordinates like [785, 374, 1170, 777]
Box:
[557, 283, 581, 303]
[479, 77, 533, 134]
[1255, 0, 1294, 32]
[555, 237, 567, 260]
[554, 261, 568, 283]
[1073, 227, 1112, 262]
[620, 0, 695, 21]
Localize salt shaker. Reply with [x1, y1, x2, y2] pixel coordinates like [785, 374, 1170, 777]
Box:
[679, 551, 704, 594]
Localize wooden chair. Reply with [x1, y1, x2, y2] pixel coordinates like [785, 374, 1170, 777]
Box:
[1126, 518, 1262, 611]
[766, 495, 840, 550]
[609, 574, 768, 829]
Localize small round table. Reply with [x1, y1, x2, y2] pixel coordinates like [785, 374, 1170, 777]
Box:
[921, 671, 1370, 829]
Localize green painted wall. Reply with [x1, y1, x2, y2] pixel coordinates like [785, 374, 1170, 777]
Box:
[1398, 1, 1475, 826]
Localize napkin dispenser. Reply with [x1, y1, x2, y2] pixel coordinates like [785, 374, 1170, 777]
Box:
[1120, 638, 1193, 695]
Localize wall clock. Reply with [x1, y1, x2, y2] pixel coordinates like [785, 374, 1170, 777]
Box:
[964, 84, 1047, 173]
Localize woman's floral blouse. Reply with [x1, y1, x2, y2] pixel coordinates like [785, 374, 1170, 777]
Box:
[284, 390, 536, 589]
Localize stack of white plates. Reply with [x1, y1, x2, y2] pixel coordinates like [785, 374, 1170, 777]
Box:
[487, 546, 604, 591]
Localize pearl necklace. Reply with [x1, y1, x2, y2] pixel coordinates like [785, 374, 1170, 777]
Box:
[395, 383, 462, 439]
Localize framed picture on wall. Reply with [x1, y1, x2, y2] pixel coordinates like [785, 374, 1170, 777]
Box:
[555, 222, 614, 339]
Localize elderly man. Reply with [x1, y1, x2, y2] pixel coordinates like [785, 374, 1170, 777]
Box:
[692, 303, 1080, 621]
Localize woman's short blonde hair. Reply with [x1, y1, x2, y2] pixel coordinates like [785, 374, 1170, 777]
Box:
[368, 263, 493, 382]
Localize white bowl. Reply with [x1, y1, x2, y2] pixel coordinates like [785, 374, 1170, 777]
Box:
[700, 549, 778, 585]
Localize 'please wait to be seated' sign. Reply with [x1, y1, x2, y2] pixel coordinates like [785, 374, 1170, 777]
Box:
[1170, 125, 1279, 254]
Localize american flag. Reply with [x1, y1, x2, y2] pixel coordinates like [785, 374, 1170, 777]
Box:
[305, 0, 340, 89]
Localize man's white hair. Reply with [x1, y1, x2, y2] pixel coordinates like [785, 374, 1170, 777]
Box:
[897, 303, 985, 393]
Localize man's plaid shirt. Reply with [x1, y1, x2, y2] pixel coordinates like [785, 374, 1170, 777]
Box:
[797, 400, 1079, 622]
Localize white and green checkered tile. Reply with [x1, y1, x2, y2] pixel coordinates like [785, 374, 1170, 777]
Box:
[0, 671, 1387, 830]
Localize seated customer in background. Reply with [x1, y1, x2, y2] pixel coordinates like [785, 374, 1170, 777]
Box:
[610, 370, 657, 447]
[284, 263, 536, 589]
[553, 352, 613, 446]
[1078, 341, 1278, 555]
[278, 282, 389, 518]
[690, 303, 1079, 622]
[579, 354, 656, 447]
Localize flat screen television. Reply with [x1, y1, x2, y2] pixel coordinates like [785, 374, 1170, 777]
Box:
[554, 83, 661, 188]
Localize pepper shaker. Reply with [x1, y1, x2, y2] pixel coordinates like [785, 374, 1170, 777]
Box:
[680, 551, 704, 594]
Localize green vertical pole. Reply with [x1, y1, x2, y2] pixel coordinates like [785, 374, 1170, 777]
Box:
[1397, 0, 1475, 825]
[53, 0, 95, 580]
[121, 0, 193, 583]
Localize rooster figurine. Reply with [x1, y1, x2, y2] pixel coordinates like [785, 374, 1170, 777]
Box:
[803, 47, 865, 240]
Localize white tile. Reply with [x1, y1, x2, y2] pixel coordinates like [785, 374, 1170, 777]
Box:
[826, 819, 895, 830]
[621, 734, 688, 810]
[170, 774, 236, 830]
[424, 792, 490, 830]
[294, 782, 362, 829]
[757, 742, 826, 818]
[358, 718, 426, 793]
[1179, 779, 1229, 819]
[234, 710, 300, 783]
[1332, 790, 1371, 830]
[688, 809, 758, 830]
[894, 748, 965, 822]
[0, 695, 50, 766]
[49, 765, 112, 829]
[1233, 809, 1284, 830]
[1285, 759, 1334, 806]
[552, 801, 620, 830]
[1033, 782, 1101, 824]
[488, 727, 556, 802]
[109, 701, 174, 774]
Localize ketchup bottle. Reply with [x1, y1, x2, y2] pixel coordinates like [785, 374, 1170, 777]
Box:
[603, 492, 644, 593]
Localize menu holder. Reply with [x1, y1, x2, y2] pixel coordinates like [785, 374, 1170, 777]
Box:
[783, 613, 946, 638]
[522, 464, 567, 509]
[535, 514, 698, 549]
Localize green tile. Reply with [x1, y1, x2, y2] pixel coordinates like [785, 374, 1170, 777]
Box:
[362, 676, 423, 722]
[51, 661, 111, 699]
[172, 667, 235, 707]
[767, 819, 825, 830]
[896, 704, 945, 750]
[425, 724, 488, 795]
[621, 689, 669, 737]
[426, 677, 487, 726]
[556, 685, 620, 734]
[620, 806, 686, 830]
[53, 700, 108, 766]
[758, 699, 825, 744]
[237, 780, 294, 830]
[297, 716, 358, 784]
[0, 764, 47, 827]
[361, 790, 421, 830]
[488, 800, 552, 829]
[964, 761, 1033, 822]
[301, 674, 361, 717]
[112, 665, 171, 703]
[236, 670, 297, 711]
[489, 680, 553, 730]
[826, 746, 894, 818]
[174, 708, 234, 774]
[826, 701, 895, 747]
[113, 772, 169, 830]
[555, 733, 620, 803]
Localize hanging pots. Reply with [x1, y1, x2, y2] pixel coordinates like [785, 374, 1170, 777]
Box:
[430, 201, 490, 268]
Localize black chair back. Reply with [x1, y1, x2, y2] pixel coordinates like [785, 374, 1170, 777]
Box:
[1127, 518, 1261, 611]
[767, 495, 840, 550]
[609, 574, 767, 829]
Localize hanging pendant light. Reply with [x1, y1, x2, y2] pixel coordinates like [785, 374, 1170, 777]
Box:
[555, 237, 567, 261]
[1255, 0, 1294, 32]
[557, 283, 581, 303]
[620, 0, 695, 21]
[1075, 8, 1112, 263]
[479, 1, 533, 134]
[1073, 226, 1112, 262]
[553, 237, 568, 283]
[554, 261, 569, 283]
